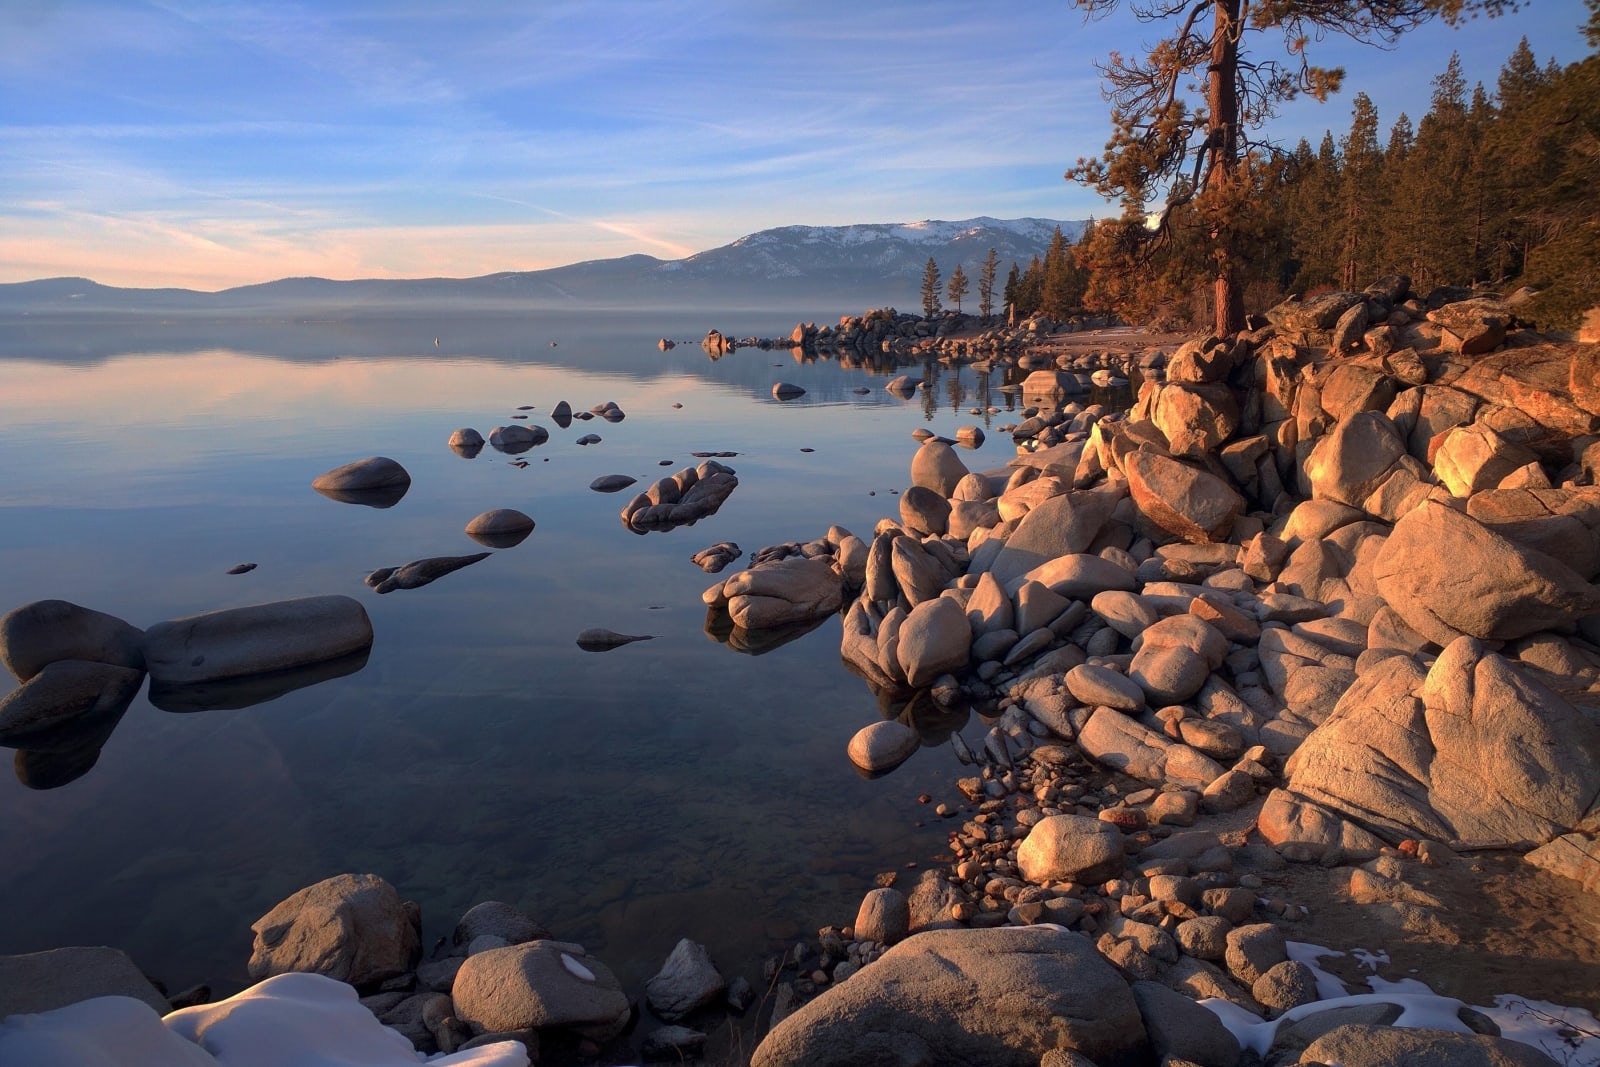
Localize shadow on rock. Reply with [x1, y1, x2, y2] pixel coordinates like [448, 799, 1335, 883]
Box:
[149, 646, 371, 713]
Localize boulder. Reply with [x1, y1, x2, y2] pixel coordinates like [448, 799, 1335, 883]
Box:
[750, 926, 1147, 1067]
[465, 509, 535, 548]
[987, 490, 1120, 586]
[454, 901, 550, 948]
[1373, 501, 1600, 645]
[1433, 425, 1539, 497]
[142, 596, 374, 687]
[589, 474, 637, 493]
[448, 428, 485, 457]
[452, 940, 629, 1040]
[899, 485, 951, 536]
[621, 461, 738, 532]
[1305, 410, 1409, 508]
[1124, 451, 1244, 544]
[1145, 383, 1240, 456]
[1012, 553, 1137, 600]
[910, 440, 970, 497]
[854, 887, 911, 944]
[0, 599, 145, 682]
[1129, 980, 1240, 1067]
[1064, 663, 1144, 712]
[645, 938, 725, 1023]
[311, 456, 411, 493]
[896, 596, 972, 688]
[487, 425, 548, 453]
[772, 382, 805, 400]
[0, 660, 144, 743]
[0, 946, 170, 1017]
[1299, 1024, 1560, 1067]
[848, 720, 919, 775]
[247, 873, 419, 987]
[1017, 813, 1126, 884]
[1285, 639, 1600, 844]
[722, 556, 843, 631]
[1429, 297, 1512, 355]
[1267, 291, 1364, 332]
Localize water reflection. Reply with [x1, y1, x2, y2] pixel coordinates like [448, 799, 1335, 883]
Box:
[149, 647, 371, 714]
[701, 603, 830, 656]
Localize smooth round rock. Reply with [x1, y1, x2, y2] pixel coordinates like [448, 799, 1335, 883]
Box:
[449, 429, 485, 457]
[772, 382, 806, 400]
[0, 600, 145, 683]
[848, 720, 919, 775]
[465, 509, 535, 548]
[312, 456, 411, 492]
[590, 474, 637, 493]
[1064, 663, 1145, 712]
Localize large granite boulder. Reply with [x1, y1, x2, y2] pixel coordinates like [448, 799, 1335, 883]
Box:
[1372, 501, 1600, 645]
[986, 490, 1120, 587]
[750, 926, 1147, 1067]
[0, 946, 170, 1017]
[910, 440, 970, 498]
[248, 873, 419, 987]
[896, 596, 972, 688]
[1284, 638, 1600, 844]
[1466, 486, 1600, 580]
[452, 940, 629, 1041]
[143, 596, 375, 687]
[720, 556, 843, 631]
[0, 599, 146, 682]
[1144, 382, 1240, 457]
[1124, 451, 1243, 544]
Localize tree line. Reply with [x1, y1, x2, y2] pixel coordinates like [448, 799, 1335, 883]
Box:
[920, 32, 1598, 334]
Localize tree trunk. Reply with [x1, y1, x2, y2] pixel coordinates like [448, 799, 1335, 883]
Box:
[1207, 0, 1245, 335]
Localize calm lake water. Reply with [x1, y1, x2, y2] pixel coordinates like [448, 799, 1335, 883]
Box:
[0, 307, 1058, 999]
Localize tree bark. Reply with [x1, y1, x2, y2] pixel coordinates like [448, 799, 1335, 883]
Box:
[1207, 0, 1246, 335]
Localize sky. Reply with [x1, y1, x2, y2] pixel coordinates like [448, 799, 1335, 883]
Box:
[0, 0, 1591, 290]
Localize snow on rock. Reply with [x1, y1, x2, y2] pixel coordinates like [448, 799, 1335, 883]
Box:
[0, 973, 530, 1067]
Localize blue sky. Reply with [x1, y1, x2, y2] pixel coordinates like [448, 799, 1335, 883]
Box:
[1, 0, 1590, 289]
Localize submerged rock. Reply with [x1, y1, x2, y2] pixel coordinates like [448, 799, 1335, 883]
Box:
[488, 425, 549, 454]
[644, 938, 725, 1023]
[367, 553, 491, 594]
[575, 629, 654, 652]
[0, 660, 145, 742]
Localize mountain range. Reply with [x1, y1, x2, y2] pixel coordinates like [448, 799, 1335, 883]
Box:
[0, 216, 1086, 316]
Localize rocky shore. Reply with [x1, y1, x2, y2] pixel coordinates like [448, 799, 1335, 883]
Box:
[4, 279, 1599, 1065]
[701, 277, 1600, 1065]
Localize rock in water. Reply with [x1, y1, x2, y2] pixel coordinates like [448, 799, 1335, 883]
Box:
[0, 660, 145, 743]
[487, 425, 548, 454]
[465, 509, 535, 549]
[311, 457, 411, 508]
[449, 428, 485, 457]
[847, 720, 919, 776]
[0, 599, 145, 682]
[576, 629, 655, 652]
[247, 873, 419, 986]
[690, 542, 742, 573]
[142, 595, 374, 687]
[370, 553, 492, 594]
[644, 939, 725, 1022]
[0, 946, 172, 1018]
[589, 474, 638, 493]
[772, 382, 806, 400]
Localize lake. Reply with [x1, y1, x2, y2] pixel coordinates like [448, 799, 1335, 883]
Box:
[0, 306, 1043, 1000]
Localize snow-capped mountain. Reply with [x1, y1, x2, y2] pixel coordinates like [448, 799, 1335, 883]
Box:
[0, 217, 1088, 314]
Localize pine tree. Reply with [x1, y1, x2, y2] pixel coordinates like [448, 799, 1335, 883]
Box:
[978, 248, 999, 321]
[1337, 93, 1384, 289]
[1002, 263, 1022, 316]
[920, 257, 942, 318]
[1064, 0, 1510, 335]
[947, 264, 970, 313]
